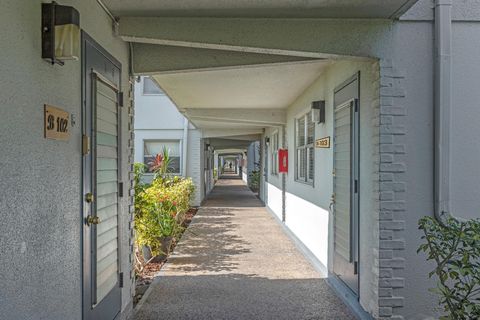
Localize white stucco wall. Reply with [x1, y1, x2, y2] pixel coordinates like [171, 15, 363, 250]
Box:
[134, 78, 202, 206]
[0, 1, 132, 319]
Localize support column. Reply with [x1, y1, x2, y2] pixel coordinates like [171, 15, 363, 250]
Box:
[281, 125, 287, 222]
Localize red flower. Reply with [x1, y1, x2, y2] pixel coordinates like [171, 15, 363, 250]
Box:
[148, 154, 164, 172]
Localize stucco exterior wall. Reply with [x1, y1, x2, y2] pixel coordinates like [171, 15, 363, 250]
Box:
[0, 1, 132, 319]
[450, 22, 480, 220]
[134, 79, 202, 206]
[288, 59, 380, 314]
[258, 15, 442, 319]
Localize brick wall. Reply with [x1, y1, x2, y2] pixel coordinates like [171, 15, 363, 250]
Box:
[127, 78, 136, 300]
[375, 59, 407, 319]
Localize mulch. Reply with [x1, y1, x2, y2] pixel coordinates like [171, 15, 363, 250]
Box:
[133, 207, 198, 306]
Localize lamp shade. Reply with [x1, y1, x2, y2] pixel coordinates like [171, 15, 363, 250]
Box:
[42, 2, 80, 64]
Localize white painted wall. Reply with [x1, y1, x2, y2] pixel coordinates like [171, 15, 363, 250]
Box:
[134, 77, 202, 206]
[266, 183, 283, 220]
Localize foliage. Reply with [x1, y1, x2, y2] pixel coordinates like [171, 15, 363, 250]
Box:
[418, 216, 480, 319]
[134, 164, 195, 256]
[213, 168, 218, 181]
[249, 170, 260, 192]
[147, 146, 173, 179]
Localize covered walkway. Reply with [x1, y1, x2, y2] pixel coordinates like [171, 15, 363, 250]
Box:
[133, 179, 354, 320]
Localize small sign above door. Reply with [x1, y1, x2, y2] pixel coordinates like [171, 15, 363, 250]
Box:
[44, 104, 70, 141]
[315, 136, 330, 148]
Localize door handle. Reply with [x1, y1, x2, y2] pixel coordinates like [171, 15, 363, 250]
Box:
[86, 215, 100, 226]
[329, 193, 336, 212]
[85, 192, 94, 203]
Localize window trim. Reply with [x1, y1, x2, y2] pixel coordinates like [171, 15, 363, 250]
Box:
[294, 110, 315, 186]
[143, 139, 182, 175]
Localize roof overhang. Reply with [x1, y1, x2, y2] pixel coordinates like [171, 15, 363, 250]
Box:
[104, 0, 418, 134]
[103, 0, 418, 19]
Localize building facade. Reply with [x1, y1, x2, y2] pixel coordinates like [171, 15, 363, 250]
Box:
[0, 1, 134, 319]
[2, 1, 480, 320]
[133, 76, 202, 206]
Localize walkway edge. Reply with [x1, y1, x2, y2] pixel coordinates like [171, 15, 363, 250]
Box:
[132, 268, 166, 316]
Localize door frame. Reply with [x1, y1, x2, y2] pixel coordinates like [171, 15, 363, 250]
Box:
[81, 31, 122, 320]
[332, 72, 360, 296]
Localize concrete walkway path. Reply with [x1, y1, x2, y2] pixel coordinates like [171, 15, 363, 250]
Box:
[133, 179, 355, 320]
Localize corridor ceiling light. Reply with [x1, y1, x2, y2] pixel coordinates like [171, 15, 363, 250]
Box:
[42, 1, 80, 65]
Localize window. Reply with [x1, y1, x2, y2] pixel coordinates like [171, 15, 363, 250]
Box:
[295, 111, 315, 184]
[143, 77, 164, 95]
[144, 140, 181, 174]
[271, 132, 279, 175]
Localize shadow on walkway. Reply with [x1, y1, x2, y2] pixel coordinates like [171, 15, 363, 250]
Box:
[202, 179, 263, 208]
[134, 274, 354, 320]
[133, 179, 355, 320]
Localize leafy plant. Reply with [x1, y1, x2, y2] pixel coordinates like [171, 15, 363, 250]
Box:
[249, 170, 260, 192]
[418, 216, 480, 319]
[147, 146, 173, 178]
[133, 164, 195, 257]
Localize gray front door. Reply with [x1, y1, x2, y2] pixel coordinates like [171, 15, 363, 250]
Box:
[82, 32, 122, 320]
[332, 73, 360, 295]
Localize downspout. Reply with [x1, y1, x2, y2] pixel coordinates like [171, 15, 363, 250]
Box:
[96, 0, 119, 28]
[182, 118, 189, 178]
[434, 0, 461, 223]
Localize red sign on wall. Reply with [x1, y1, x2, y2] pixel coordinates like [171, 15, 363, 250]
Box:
[279, 149, 288, 173]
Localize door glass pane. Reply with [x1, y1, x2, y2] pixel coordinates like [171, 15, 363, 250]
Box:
[307, 112, 314, 145]
[298, 148, 306, 179]
[95, 79, 118, 304]
[297, 117, 305, 146]
[308, 147, 314, 181]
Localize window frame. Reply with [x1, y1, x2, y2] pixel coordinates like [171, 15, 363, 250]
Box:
[295, 110, 315, 185]
[143, 139, 182, 175]
[142, 77, 165, 96]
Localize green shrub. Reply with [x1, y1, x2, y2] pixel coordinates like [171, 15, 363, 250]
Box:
[249, 170, 260, 192]
[418, 216, 480, 319]
[134, 164, 195, 256]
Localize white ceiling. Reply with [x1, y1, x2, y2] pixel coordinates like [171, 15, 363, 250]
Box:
[103, 0, 417, 18]
[153, 60, 330, 111]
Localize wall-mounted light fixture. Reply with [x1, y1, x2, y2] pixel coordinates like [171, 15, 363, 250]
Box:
[205, 143, 211, 151]
[311, 100, 326, 124]
[42, 1, 80, 65]
[265, 137, 270, 145]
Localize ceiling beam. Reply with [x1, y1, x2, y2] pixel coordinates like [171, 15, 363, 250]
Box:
[119, 17, 393, 59]
[202, 128, 263, 138]
[132, 43, 320, 75]
[184, 108, 286, 126]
